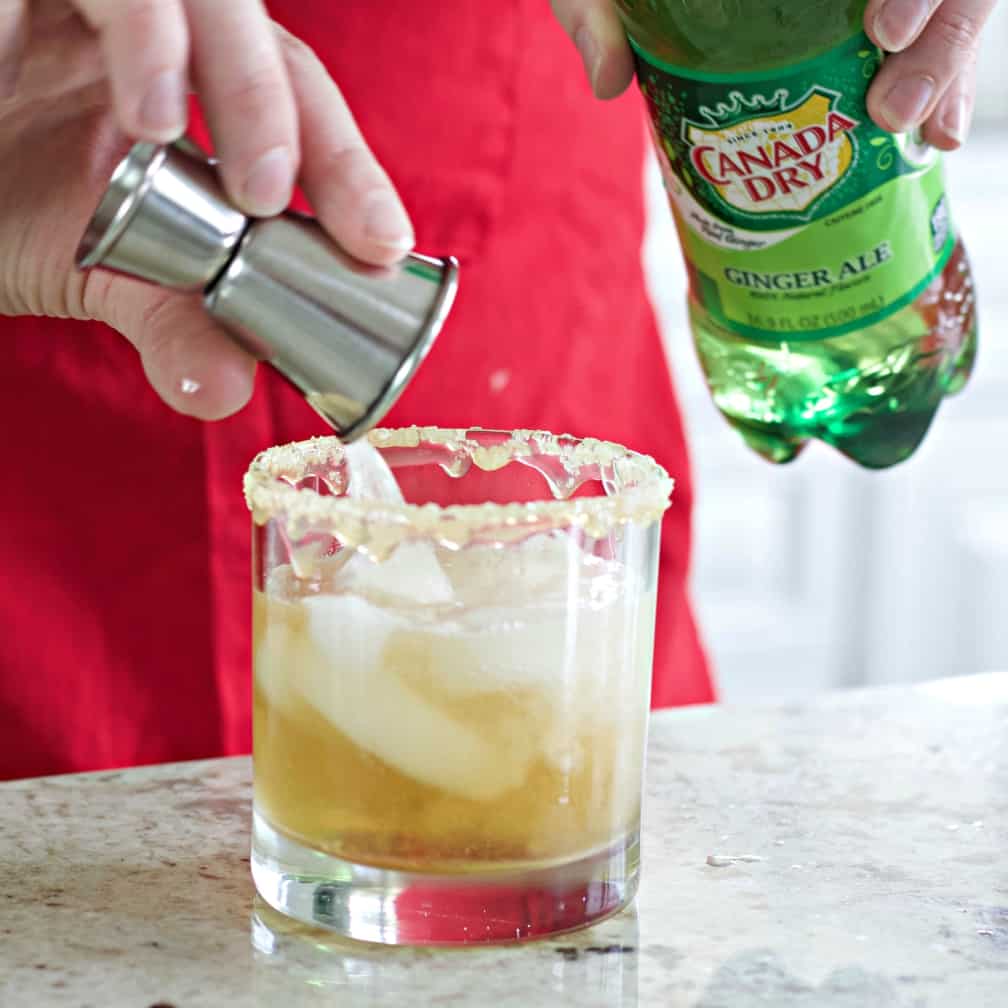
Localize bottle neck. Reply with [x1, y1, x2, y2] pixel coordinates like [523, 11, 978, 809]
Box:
[616, 1, 868, 74]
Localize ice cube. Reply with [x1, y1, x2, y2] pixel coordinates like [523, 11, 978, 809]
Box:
[297, 593, 534, 801]
[414, 534, 623, 701]
[343, 438, 404, 504]
[254, 594, 302, 713]
[442, 536, 571, 607]
[418, 605, 583, 696]
[342, 440, 453, 604]
[340, 540, 455, 605]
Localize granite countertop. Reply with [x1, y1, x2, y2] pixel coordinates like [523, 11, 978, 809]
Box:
[1, 674, 1006, 1007]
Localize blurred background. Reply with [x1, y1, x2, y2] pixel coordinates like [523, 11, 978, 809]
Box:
[644, 8, 1008, 702]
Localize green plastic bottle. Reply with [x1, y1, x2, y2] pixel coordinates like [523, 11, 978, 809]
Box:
[617, 0, 977, 468]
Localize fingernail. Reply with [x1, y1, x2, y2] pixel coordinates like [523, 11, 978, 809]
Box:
[242, 146, 295, 217]
[574, 25, 601, 94]
[880, 74, 935, 131]
[941, 93, 970, 145]
[363, 191, 414, 252]
[873, 0, 933, 52]
[139, 70, 187, 140]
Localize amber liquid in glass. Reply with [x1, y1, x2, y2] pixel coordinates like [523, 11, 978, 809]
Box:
[253, 542, 653, 874]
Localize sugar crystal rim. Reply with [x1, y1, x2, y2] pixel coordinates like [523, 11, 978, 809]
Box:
[243, 427, 673, 545]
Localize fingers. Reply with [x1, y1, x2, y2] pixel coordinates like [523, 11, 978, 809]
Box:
[97, 277, 257, 420]
[550, 0, 634, 100]
[71, 0, 190, 141]
[0, 0, 28, 96]
[276, 27, 414, 266]
[72, 3, 408, 263]
[864, 0, 942, 52]
[183, 0, 299, 218]
[922, 63, 975, 150]
[865, 0, 995, 145]
[74, 0, 298, 216]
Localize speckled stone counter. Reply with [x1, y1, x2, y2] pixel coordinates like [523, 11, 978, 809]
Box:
[2, 674, 1006, 1007]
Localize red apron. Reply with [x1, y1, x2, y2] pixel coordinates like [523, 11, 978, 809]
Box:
[0, 0, 711, 781]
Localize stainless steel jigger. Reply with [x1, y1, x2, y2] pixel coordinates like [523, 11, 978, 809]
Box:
[76, 141, 459, 440]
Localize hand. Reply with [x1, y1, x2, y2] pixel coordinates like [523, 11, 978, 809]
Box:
[0, 1, 413, 420]
[864, 0, 996, 150]
[552, 0, 995, 149]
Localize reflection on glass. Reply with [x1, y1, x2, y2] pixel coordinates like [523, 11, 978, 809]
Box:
[251, 895, 639, 1007]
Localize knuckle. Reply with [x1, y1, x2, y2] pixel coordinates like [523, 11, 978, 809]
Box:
[321, 145, 383, 193]
[219, 64, 289, 120]
[123, 0, 160, 22]
[273, 24, 319, 67]
[93, 0, 162, 32]
[135, 293, 180, 355]
[933, 11, 981, 56]
[78, 268, 113, 321]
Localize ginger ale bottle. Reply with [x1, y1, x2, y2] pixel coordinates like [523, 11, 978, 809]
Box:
[618, 0, 977, 467]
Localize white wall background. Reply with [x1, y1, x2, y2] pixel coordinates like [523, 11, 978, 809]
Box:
[643, 19, 1008, 702]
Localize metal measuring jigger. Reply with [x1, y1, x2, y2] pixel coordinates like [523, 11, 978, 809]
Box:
[77, 141, 248, 291]
[76, 140, 459, 440]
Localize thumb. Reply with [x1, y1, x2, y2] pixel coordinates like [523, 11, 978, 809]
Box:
[94, 274, 257, 420]
[551, 0, 635, 100]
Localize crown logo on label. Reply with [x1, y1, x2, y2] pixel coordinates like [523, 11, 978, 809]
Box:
[694, 88, 791, 129]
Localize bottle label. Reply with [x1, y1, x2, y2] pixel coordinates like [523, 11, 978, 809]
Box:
[633, 31, 954, 340]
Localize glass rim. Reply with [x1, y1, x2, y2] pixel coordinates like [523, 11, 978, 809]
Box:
[244, 426, 673, 547]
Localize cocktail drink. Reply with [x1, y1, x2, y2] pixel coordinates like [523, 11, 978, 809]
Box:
[245, 427, 671, 944]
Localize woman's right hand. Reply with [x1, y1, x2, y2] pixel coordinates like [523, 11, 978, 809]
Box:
[0, 1, 413, 420]
[554, 0, 996, 150]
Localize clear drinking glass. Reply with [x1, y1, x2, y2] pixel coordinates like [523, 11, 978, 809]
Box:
[244, 427, 672, 945]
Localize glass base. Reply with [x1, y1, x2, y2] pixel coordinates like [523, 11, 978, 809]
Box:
[251, 810, 639, 946]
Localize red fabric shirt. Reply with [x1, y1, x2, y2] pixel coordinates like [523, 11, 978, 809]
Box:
[0, 0, 711, 781]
